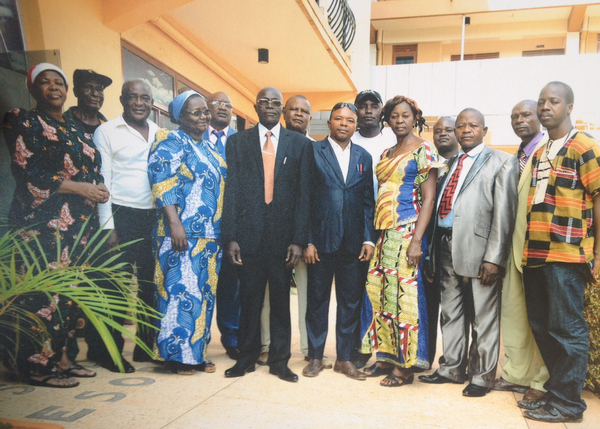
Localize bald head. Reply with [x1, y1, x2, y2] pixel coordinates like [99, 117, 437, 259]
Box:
[255, 87, 283, 128]
[511, 100, 540, 143]
[537, 81, 574, 138]
[284, 95, 312, 135]
[455, 108, 487, 153]
[433, 117, 458, 159]
[208, 91, 233, 130]
[544, 81, 574, 104]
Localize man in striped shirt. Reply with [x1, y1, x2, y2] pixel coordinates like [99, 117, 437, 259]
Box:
[521, 81, 600, 423]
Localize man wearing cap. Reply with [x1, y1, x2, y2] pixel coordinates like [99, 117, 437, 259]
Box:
[64, 69, 112, 134]
[352, 90, 396, 194]
[89, 79, 159, 372]
[202, 91, 241, 361]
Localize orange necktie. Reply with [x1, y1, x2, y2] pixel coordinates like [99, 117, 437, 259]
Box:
[263, 131, 275, 204]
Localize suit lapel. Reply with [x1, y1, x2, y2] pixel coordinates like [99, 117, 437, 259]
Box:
[321, 140, 345, 185]
[275, 128, 290, 180]
[457, 146, 491, 198]
[518, 136, 547, 192]
[250, 126, 264, 177]
[345, 143, 360, 186]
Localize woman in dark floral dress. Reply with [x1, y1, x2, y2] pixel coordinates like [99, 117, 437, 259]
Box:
[3, 63, 109, 387]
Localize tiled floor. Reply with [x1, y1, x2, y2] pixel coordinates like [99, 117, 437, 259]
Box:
[1, 292, 599, 429]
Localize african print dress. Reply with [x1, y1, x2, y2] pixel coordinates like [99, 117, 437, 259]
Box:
[360, 141, 437, 369]
[148, 128, 226, 366]
[3, 108, 103, 376]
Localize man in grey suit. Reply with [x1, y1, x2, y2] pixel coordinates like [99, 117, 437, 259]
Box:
[419, 108, 518, 397]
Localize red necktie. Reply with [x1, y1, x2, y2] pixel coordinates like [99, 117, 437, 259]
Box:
[439, 154, 468, 219]
[263, 131, 275, 204]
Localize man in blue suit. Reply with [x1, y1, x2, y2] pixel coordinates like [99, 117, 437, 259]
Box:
[203, 91, 240, 360]
[302, 102, 377, 380]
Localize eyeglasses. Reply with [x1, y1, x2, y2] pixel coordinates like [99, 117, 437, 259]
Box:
[184, 109, 211, 117]
[331, 102, 358, 115]
[211, 101, 233, 109]
[257, 99, 283, 108]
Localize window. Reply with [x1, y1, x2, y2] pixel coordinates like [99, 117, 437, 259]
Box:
[450, 52, 499, 61]
[121, 42, 247, 131]
[522, 49, 565, 57]
[393, 44, 417, 64]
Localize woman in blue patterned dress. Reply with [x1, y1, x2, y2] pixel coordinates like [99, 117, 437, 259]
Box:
[148, 91, 226, 375]
[3, 63, 107, 387]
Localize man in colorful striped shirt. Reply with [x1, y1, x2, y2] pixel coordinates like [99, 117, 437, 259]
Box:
[521, 81, 600, 423]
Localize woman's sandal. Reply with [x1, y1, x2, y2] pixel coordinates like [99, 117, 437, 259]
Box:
[28, 372, 80, 388]
[364, 363, 393, 377]
[380, 373, 414, 387]
[172, 363, 196, 375]
[62, 363, 96, 378]
[196, 360, 216, 373]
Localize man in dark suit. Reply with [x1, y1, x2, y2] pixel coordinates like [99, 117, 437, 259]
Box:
[202, 91, 241, 361]
[420, 108, 518, 398]
[302, 103, 376, 380]
[222, 87, 313, 382]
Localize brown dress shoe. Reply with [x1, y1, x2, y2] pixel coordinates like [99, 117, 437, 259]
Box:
[302, 359, 325, 377]
[334, 360, 366, 381]
[523, 388, 545, 402]
[492, 378, 528, 393]
[304, 355, 333, 369]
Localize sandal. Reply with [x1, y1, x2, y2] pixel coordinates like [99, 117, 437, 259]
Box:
[62, 363, 96, 378]
[28, 372, 80, 388]
[196, 361, 216, 373]
[173, 362, 196, 375]
[364, 363, 393, 377]
[380, 373, 414, 387]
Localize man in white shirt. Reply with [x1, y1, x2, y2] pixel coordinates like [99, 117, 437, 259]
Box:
[90, 79, 159, 372]
[202, 91, 241, 361]
[352, 90, 396, 194]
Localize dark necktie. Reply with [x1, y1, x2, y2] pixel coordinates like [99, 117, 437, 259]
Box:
[518, 149, 527, 177]
[213, 130, 225, 155]
[439, 154, 468, 219]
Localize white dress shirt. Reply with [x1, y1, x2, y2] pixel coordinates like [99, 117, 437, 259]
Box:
[437, 142, 485, 228]
[207, 125, 231, 146]
[328, 136, 352, 182]
[258, 122, 281, 154]
[94, 114, 159, 229]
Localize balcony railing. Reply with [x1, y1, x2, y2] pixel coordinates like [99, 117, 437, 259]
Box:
[318, 0, 356, 51]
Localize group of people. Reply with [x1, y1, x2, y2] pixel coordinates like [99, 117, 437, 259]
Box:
[3, 61, 598, 424]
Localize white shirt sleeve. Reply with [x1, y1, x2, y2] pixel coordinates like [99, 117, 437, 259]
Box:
[94, 125, 114, 230]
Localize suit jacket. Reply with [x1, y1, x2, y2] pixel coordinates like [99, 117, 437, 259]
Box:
[309, 139, 376, 254]
[510, 136, 547, 273]
[430, 144, 519, 277]
[221, 125, 313, 255]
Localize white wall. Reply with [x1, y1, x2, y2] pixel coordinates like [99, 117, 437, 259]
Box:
[371, 54, 600, 146]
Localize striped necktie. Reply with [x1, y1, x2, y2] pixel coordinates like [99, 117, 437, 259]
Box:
[439, 154, 468, 219]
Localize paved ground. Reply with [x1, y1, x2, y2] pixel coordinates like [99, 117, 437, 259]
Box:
[1, 291, 599, 428]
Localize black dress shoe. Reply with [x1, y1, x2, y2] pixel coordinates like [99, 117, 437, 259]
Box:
[226, 347, 241, 360]
[418, 371, 462, 384]
[100, 358, 135, 373]
[224, 363, 255, 378]
[462, 383, 491, 397]
[524, 404, 583, 423]
[518, 396, 548, 410]
[269, 366, 298, 382]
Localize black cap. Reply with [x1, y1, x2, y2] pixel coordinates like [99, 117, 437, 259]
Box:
[354, 89, 383, 106]
[73, 69, 113, 89]
[354, 89, 383, 105]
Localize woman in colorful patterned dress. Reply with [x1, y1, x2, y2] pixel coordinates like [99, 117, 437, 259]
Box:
[360, 95, 438, 387]
[148, 90, 226, 375]
[3, 63, 108, 387]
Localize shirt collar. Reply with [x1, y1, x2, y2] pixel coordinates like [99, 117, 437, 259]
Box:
[327, 136, 351, 152]
[208, 125, 230, 136]
[519, 132, 544, 158]
[258, 122, 281, 140]
[459, 142, 485, 158]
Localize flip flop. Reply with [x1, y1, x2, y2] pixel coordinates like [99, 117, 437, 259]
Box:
[173, 362, 196, 375]
[28, 372, 80, 388]
[380, 373, 414, 387]
[62, 363, 96, 378]
[364, 363, 393, 377]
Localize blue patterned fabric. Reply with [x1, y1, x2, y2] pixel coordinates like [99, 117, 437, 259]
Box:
[148, 128, 226, 365]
